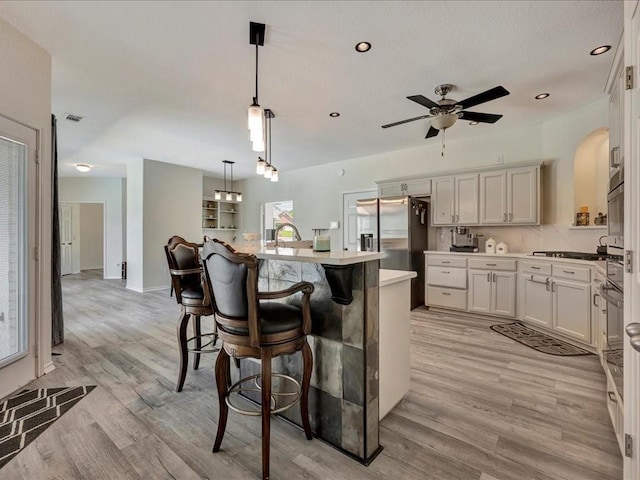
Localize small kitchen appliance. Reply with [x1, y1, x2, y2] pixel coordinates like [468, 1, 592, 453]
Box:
[450, 226, 480, 252]
[360, 233, 374, 252]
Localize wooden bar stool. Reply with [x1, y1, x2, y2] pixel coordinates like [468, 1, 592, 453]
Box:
[164, 235, 218, 392]
[202, 238, 313, 480]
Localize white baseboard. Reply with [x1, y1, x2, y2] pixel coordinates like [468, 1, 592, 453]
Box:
[44, 361, 56, 374]
[143, 285, 170, 293]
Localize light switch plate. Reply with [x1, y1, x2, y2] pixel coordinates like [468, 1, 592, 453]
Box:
[329, 221, 340, 229]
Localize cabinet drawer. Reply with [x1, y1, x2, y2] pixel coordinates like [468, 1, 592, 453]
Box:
[520, 261, 551, 275]
[427, 256, 467, 268]
[467, 258, 516, 271]
[552, 264, 590, 282]
[427, 267, 467, 288]
[427, 286, 467, 310]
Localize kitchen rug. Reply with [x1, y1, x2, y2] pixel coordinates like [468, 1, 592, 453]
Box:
[0, 385, 96, 469]
[490, 322, 592, 356]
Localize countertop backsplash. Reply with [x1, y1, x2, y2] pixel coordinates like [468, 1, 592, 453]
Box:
[434, 224, 606, 254]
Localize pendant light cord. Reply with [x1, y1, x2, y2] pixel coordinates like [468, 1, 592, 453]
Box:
[254, 39, 259, 105]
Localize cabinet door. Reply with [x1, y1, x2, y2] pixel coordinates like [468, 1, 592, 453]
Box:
[479, 170, 507, 224]
[507, 167, 537, 224]
[553, 279, 591, 343]
[404, 178, 432, 196]
[468, 269, 492, 314]
[522, 275, 553, 328]
[492, 271, 517, 318]
[378, 182, 404, 198]
[432, 176, 455, 225]
[455, 174, 479, 224]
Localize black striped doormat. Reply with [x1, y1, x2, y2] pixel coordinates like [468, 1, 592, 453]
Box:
[0, 386, 96, 469]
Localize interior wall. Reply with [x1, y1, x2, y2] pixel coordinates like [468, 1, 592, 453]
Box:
[0, 16, 53, 388]
[58, 177, 124, 279]
[239, 98, 608, 252]
[573, 127, 609, 221]
[127, 159, 203, 292]
[79, 203, 104, 270]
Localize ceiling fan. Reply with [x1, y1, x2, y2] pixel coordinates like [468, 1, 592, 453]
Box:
[381, 84, 510, 138]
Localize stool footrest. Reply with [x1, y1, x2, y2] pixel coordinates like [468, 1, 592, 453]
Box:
[225, 373, 302, 416]
[186, 332, 219, 354]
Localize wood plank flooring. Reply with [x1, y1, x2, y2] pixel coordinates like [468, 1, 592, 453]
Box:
[0, 270, 622, 479]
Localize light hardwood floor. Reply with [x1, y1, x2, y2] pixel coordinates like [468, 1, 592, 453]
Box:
[1, 270, 622, 479]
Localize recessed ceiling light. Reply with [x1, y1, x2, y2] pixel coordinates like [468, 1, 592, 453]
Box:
[355, 41, 371, 53]
[590, 45, 611, 56]
[329, 112, 340, 117]
[535, 93, 550, 100]
[469, 121, 479, 126]
[75, 163, 91, 173]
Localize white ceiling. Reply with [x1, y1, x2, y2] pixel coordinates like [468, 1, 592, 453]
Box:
[0, 1, 622, 179]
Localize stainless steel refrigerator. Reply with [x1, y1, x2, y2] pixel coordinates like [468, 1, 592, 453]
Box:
[356, 196, 430, 308]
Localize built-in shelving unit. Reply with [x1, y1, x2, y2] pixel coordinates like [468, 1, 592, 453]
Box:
[202, 196, 240, 231]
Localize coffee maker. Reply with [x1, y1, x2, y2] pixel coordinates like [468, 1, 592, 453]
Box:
[450, 226, 480, 252]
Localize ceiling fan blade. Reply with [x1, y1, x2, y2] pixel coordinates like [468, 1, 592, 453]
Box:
[407, 95, 439, 109]
[425, 126, 439, 138]
[456, 86, 510, 110]
[381, 114, 431, 129]
[459, 111, 503, 124]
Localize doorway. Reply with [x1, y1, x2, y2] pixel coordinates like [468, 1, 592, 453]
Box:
[342, 190, 376, 251]
[59, 202, 105, 276]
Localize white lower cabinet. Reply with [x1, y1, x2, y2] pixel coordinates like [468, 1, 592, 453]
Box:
[519, 261, 592, 344]
[468, 269, 516, 317]
[521, 275, 553, 328]
[553, 279, 591, 343]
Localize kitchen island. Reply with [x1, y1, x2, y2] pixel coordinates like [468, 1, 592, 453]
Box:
[230, 245, 385, 464]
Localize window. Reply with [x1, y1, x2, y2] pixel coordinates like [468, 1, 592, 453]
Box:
[262, 200, 294, 241]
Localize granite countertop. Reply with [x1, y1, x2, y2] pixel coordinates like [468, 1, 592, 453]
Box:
[231, 244, 385, 265]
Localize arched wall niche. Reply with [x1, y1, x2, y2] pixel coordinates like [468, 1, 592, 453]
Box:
[573, 127, 609, 225]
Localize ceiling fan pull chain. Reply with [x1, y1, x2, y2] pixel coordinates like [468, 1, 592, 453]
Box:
[441, 128, 446, 156]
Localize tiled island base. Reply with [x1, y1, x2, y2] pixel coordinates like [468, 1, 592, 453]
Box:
[237, 258, 381, 464]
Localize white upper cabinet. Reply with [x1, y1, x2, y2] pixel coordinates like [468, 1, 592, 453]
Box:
[479, 170, 507, 224]
[455, 174, 479, 224]
[377, 178, 431, 198]
[432, 176, 455, 225]
[480, 165, 539, 225]
[432, 174, 479, 225]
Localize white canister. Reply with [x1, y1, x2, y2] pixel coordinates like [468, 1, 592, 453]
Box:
[496, 241, 508, 255]
[485, 236, 496, 254]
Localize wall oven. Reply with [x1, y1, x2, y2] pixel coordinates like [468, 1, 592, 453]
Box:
[607, 167, 624, 256]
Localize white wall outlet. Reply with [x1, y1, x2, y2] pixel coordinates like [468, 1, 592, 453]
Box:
[497, 154, 504, 164]
[329, 221, 340, 229]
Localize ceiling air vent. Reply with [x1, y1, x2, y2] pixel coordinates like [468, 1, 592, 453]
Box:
[64, 113, 83, 122]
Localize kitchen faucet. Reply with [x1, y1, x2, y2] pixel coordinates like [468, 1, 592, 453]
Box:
[274, 223, 302, 246]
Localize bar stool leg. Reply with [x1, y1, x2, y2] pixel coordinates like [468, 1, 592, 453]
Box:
[261, 349, 273, 480]
[213, 348, 230, 452]
[193, 315, 202, 370]
[176, 309, 190, 392]
[300, 340, 313, 440]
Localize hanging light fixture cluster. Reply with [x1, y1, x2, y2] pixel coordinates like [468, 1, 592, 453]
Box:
[255, 109, 278, 182]
[214, 160, 242, 202]
[248, 22, 278, 183]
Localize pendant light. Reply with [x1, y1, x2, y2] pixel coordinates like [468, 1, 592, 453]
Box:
[214, 160, 242, 202]
[248, 23, 266, 143]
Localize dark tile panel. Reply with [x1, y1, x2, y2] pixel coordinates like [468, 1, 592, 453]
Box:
[342, 345, 365, 406]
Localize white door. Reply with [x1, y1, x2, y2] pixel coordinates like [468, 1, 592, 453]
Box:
[492, 271, 517, 318]
[342, 190, 376, 251]
[60, 203, 73, 275]
[508, 166, 537, 224]
[552, 279, 591, 343]
[0, 115, 38, 399]
[432, 176, 454, 225]
[479, 170, 507, 224]
[455, 173, 479, 225]
[624, 2, 640, 476]
[521, 275, 553, 328]
[467, 269, 492, 314]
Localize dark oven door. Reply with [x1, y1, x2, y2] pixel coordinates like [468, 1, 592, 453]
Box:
[607, 181, 623, 255]
[599, 281, 624, 399]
